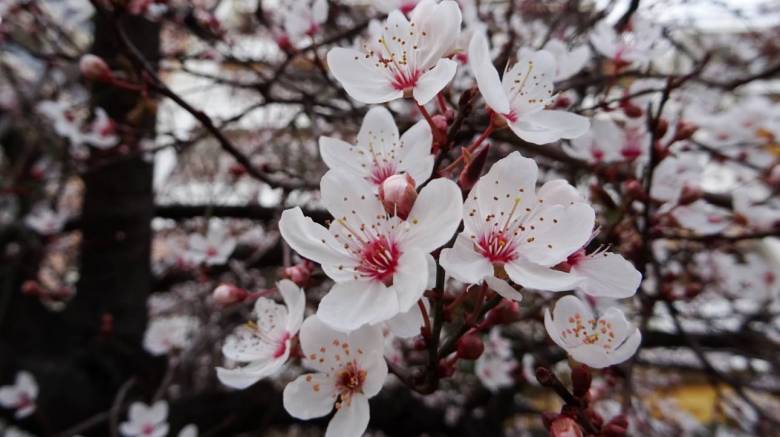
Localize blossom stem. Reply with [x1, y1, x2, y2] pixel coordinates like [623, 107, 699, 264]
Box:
[416, 102, 446, 146]
[436, 93, 449, 114]
[439, 118, 495, 175]
[418, 299, 432, 337]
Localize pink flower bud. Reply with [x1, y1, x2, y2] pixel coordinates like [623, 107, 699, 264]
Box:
[431, 114, 448, 131]
[283, 260, 314, 286]
[550, 416, 584, 437]
[379, 174, 417, 220]
[456, 333, 484, 360]
[79, 54, 112, 82]
[212, 284, 248, 305]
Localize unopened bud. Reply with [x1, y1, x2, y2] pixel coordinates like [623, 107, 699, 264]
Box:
[550, 416, 584, 437]
[283, 260, 314, 286]
[379, 174, 417, 220]
[275, 34, 293, 52]
[655, 118, 669, 138]
[458, 144, 490, 191]
[79, 54, 112, 82]
[229, 163, 246, 178]
[623, 179, 645, 199]
[571, 365, 592, 398]
[456, 333, 484, 360]
[486, 299, 521, 325]
[212, 284, 248, 305]
[431, 114, 448, 131]
[535, 366, 554, 386]
[673, 121, 697, 142]
[21, 280, 41, 296]
[552, 95, 571, 109]
[621, 102, 643, 119]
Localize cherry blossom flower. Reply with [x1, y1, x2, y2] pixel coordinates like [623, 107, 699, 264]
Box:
[375, 0, 420, 14]
[543, 39, 591, 81]
[279, 170, 462, 332]
[0, 371, 37, 419]
[24, 206, 66, 236]
[589, 18, 665, 68]
[566, 117, 634, 163]
[217, 280, 305, 389]
[475, 328, 517, 392]
[119, 401, 168, 437]
[671, 200, 731, 235]
[282, 0, 328, 46]
[544, 295, 641, 368]
[440, 152, 595, 292]
[319, 106, 433, 187]
[283, 315, 387, 437]
[37, 101, 118, 149]
[650, 155, 704, 204]
[327, 0, 462, 104]
[468, 32, 589, 144]
[733, 187, 780, 231]
[81, 108, 119, 150]
[143, 315, 199, 356]
[185, 222, 237, 266]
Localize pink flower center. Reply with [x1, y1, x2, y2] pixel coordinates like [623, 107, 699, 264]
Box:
[504, 111, 518, 123]
[335, 361, 367, 408]
[591, 148, 605, 162]
[477, 230, 517, 264]
[400, 2, 417, 14]
[16, 394, 31, 410]
[369, 163, 397, 185]
[142, 423, 156, 436]
[274, 332, 290, 358]
[357, 237, 400, 285]
[390, 68, 421, 91]
[206, 246, 218, 257]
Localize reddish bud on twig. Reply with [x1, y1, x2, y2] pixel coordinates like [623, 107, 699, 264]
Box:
[21, 280, 41, 296]
[673, 121, 697, 142]
[679, 186, 702, 205]
[283, 260, 314, 286]
[655, 118, 669, 138]
[212, 284, 248, 305]
[79, 54, 112, 82]
[431, 114, 448, 132]
[379, 174, 417, 220]
[571, 365, 592, 398]
[456, 332, 484, 360]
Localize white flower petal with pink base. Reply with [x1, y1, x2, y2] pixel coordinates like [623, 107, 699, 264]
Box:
[440, 234, 494, 284]
[326, 393, 370, 437]
[327, 48, 405, 104]
[317, 280, 400, 332]
[571, 252, 641, 298]
[401, 178, 463, 253]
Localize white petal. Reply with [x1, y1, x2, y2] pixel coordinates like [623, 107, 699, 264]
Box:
[319, 136, 369, 177]
[317, 280, 400, 332]
[392, 249, 430, 312]
[312, 0, 328, 23]
[347, 323, 385, 356]
[609, 328, 642, 365]
[519, 202, 595, 267]
[359, 352, 389, 397]
[277, 279, 306, 333]
[508, 110, 590, 145]
[283, 373, 336, 420]
[17, 372, 37, 397]
[402, 177, 463, 253]
[485, 276, 523, 302]
[357, 106, 400, 155]
[463, 151, 538, 236]
[505, 260, 582, 292]
[325, 393, 370, 437]
[216, 355, 287, 389]
[572, 252, 641, 298]
[413, 58, 458, 105]
[279, 208, 352, 268]
[410, 0, 462, 68]
[439, 234, 493, 285]
[386, 300, 424, 338]
[536, 179, 585, 206]
[468, 31, 510, 114]
[299, 315, 348, 372]
[397, 119, 434, 185]
[327, 48, 404, 104]
[149, 401, 168, 424]
[320, 170, 386, 231]
[503, 49, 556, 114]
